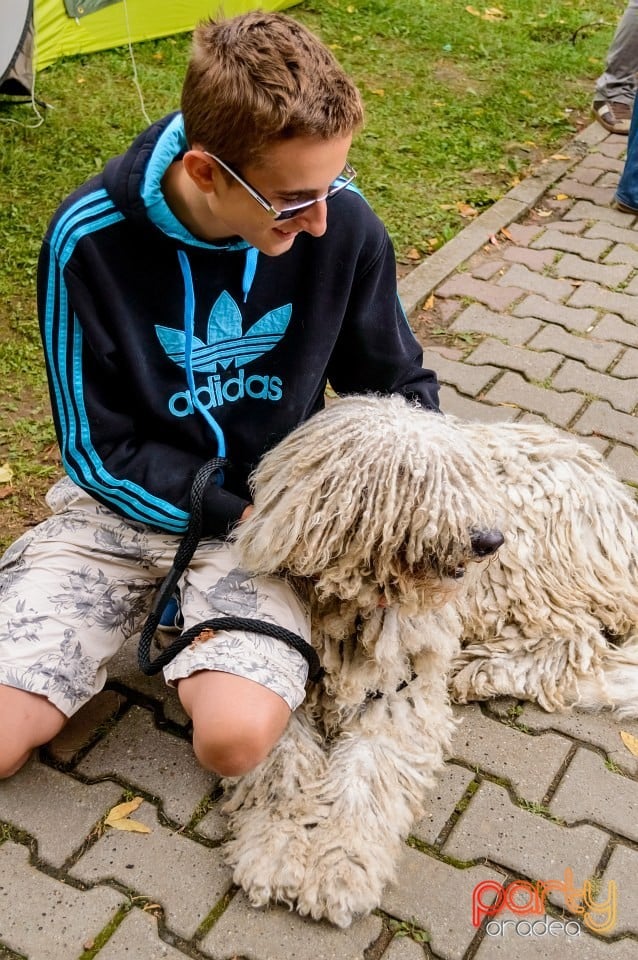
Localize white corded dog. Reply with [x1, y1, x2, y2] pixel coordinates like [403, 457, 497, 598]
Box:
[222, 393, 638, 926]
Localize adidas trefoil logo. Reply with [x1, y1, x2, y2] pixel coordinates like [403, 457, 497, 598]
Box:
[157, 291, 291, 417]
[156, 290, 291, 372]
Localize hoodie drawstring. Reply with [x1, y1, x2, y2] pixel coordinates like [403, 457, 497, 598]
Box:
[242, 246, 259, 302]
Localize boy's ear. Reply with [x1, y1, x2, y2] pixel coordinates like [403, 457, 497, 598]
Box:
[182, 150, 217, 194]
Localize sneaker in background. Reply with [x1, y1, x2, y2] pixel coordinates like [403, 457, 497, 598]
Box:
[592, 98, 633, 134]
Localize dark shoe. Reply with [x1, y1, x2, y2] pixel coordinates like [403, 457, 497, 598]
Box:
[612, 197, 638, 216]
[592, 99, 632, 134]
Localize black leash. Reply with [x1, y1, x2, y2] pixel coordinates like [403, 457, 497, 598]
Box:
[137, 458, 323, 682]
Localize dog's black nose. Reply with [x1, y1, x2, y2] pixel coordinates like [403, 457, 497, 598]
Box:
[470, 528, 504, 557]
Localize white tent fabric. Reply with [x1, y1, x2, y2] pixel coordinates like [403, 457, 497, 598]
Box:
[0, 0, 34, 96]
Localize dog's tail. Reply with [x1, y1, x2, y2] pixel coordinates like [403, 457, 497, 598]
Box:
[574, 636, 638, 719]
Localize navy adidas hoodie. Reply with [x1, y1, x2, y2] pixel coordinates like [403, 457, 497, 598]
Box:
[38, 113, 440, 537]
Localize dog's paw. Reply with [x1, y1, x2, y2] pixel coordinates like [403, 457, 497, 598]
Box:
[296, 839, 389, 927]
[226, 817, 311, 908]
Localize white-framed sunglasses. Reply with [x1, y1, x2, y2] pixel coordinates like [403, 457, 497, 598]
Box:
[203, 151, 357, 221]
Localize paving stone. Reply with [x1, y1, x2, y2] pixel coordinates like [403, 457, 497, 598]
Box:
[510, 705, 638, 778]
[549, 749, 638, 842]
[599, 844, 638, 937]
[107, 638, 191, 727]
[48, 690, 127, 764]
[77, 705, 215, 825]
[483, 372, 584, 426]
[564, 200, 636, 226]
[595, 140, 629, 159]
[566, 164, 604, 185]
[527, 326, 621, 371]
[422, 349, 499, 396]
[579, 152, 625, 173]
[606, 443, 638, 485]
[496, 264, 574, 302]
[449, 303, 541, 345]
[69, 801, 231, 939]
[464, 338, 562, 380]
[511, 294, 598, 333]
[593, 313, 638, 347]
[446, 705, 573, 804]
[470, 258, 506, 281]
[555, 180, 616, 206]
[545, 219, 590, 235]
[94, 908, 190, 959]
[438, 385, 518, 423]
[381, 846, 503, 960]
[0, 758, 121, 866]
[501, 247, 556, 271]
[193, 803, 229, 843]
[411, 762, 476, 845]
[574, 400, 638, 446]
[531, 229, 610, 261]
[436, 274, 524, 312]
[604, 243, 638, 268]
[553, 253, 632, 288]
[200, 891, 382, 960]
[612, 346, 638, 378]
[384, 937, 428, 960]
[442, 781, 609, 908]
[620, 273, 638, 296]
[0, 841, 125, 960]
[503, 223, 544, 246]
[552, 358, 638, 413]
[435, 298, 464, 324]
[568, 281, 638, 322]
[585, 219, 638, 247]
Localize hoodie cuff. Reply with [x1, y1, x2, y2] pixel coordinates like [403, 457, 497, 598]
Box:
[202, 484, 251, 537]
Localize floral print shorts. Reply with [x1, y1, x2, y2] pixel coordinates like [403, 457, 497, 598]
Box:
[0, 477, 310, 716]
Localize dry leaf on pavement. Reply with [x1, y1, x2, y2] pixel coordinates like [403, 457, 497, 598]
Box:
[105, 797, 151, 833]
[620, 730, 638, 756]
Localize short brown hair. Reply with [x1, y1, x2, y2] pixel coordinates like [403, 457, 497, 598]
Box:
[181, 12, 364, 168]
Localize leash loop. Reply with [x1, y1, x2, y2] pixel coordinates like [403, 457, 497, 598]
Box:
[137, 458, 323, 682]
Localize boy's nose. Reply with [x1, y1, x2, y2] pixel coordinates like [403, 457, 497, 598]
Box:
[297, 199, 328, 237]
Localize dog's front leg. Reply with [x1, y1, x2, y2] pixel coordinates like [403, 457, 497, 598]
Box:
[222, 709, 328, 909]
[296, 679, 456, 927]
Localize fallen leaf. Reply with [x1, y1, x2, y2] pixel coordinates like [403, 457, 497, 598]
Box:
[554, 193, 570, 201]
[0, 463, 13, 484]
[424, 293, 435, 310]
[620, 730, 638, 756]
[532, 208, 552, 218]
[0, 485, 13, 500]
[456, 202, 478, 219]
[551, 154, 571, 161]
[106, 797, 144, 822]
[405, 247, 422, 260]
[109, 819, 152, 833]
[500, 227, 516, 243]
[105, 796, 151, 833]
[465, 4, 505, 19]
[369, 88, 385, 96]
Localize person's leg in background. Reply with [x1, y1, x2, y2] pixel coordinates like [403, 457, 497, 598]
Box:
[594, 1, 638, 134]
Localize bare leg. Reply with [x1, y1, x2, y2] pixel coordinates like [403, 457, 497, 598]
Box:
[0, 686, 67, 778]
[177, 670, 291, 777]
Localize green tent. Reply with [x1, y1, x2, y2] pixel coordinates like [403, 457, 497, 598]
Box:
[1, 0, 301, 97]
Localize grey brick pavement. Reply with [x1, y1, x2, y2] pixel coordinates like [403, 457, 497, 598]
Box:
[1, 120, 638, 959]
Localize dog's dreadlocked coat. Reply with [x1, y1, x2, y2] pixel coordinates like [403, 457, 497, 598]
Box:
[222, 393, 638, 927]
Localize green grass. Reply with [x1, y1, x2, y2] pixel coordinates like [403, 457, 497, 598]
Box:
[0, 0, 621, 545]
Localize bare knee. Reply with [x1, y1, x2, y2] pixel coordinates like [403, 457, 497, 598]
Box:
[178, 672, 291, 777]
[0, 686, 67, 779]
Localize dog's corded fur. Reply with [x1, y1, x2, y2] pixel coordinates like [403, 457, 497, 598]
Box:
[222, 393, 638, 926]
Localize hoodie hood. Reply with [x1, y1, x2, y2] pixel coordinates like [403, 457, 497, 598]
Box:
[102, 111, 251, 253]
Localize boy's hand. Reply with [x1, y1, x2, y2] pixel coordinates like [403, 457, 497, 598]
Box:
[240, 505, 254, 523]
